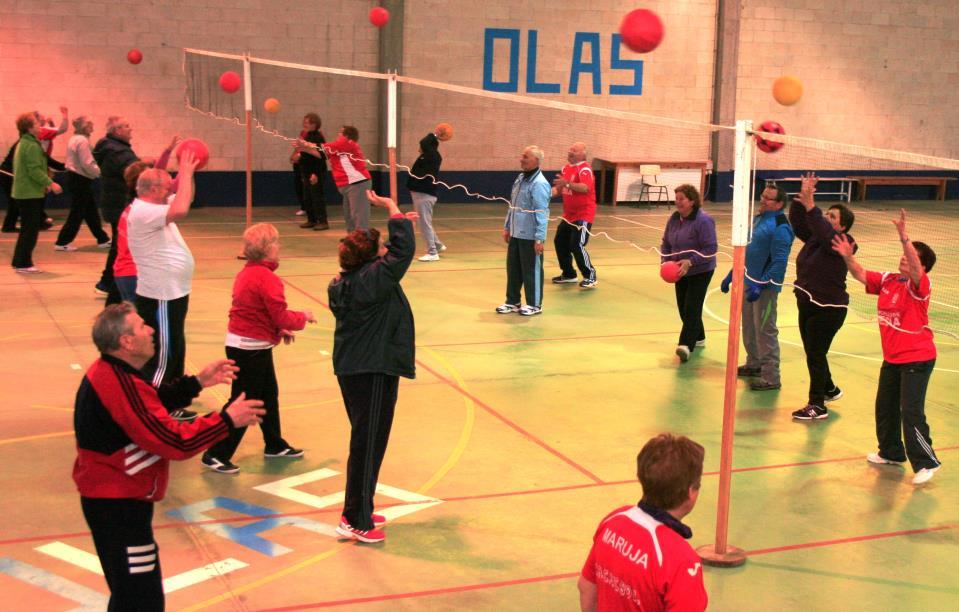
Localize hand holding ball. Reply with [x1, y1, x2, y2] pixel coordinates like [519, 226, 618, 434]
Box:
[369, 7, 390, 27]
[660, 261, 682, 283]
[176, 139, 209, 170]
[127, 49, 143, 65]
[619, 9, 664, 53]
[435, 122, 454, 142]
[219, 71, 242, 94]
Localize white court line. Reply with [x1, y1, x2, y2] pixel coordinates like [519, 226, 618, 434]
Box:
[35, 541, 248, 593]
[702, 287, 959, 374]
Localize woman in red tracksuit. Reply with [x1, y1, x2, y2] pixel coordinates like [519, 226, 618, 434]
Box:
[201, 223, 316, 474]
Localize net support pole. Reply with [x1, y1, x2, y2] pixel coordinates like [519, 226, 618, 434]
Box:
[243, 53, 253, 228]
[387, 72, 398, 202]
[697, 119, 752, 568]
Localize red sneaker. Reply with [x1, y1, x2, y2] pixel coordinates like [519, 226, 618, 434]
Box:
[372, 513, 386, 527]
[336, 516, 385, 543]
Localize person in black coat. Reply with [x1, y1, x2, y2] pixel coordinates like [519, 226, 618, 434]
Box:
[406, 131, 444, 260]
[327, 190, 418, 543]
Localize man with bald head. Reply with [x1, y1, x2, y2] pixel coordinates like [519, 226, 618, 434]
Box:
[551, 141, 597, 288]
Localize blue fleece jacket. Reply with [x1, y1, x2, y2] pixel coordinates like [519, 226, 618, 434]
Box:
[505, 168, 550, 242]
[746, 209, 794, 293]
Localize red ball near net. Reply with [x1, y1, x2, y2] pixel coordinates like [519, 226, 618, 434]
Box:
[176, 139, 209, 170]
[660, 261, 682, 283]
[619, 9, 664, 53]
[755, 120, 785, 153]
[219, 71, 242, 94]
[369, 7, 390, 27]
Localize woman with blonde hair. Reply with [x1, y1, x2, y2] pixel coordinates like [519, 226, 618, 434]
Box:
[201, 223, 316, 474]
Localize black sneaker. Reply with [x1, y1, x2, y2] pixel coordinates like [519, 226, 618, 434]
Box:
[579, 279, 598, 289]
[552, 275, 578, 284]
[170, 409, 198, 422]
[824, 386, 843, 403]
[201, 454, 239, 474]
[792, 404, 828, 420]
[264, 447, 305, 458]
[737, 365, 761, 377]
[750, 380, 782, 391]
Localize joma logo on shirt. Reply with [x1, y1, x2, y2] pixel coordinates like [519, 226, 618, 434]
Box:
[602, 527, 649, 568]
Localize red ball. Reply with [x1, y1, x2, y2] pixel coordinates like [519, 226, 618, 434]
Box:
[369, 7, 390, 27]
[176, 139, 209, 170]
[756, 120, 785, 153]
[660, 260, 682, 283]
[219, 71, 242, 94]
[619, 9, 664, 53]
[127, 49, 143, 65]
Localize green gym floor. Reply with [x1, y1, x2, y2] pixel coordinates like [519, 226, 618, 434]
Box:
[1, 199, 957, 610]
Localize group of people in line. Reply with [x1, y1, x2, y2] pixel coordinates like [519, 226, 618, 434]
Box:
[659, 173, 941, 485]
[3, 110, 943, 610]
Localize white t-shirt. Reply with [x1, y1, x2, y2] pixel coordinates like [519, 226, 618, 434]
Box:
[127, 197, 195, 300]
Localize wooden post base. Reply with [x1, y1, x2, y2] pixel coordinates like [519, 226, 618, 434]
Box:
[696, 544, 747, 568]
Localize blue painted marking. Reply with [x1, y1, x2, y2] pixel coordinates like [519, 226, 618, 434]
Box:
[0, 557, 108, 610]
[569, 32, 602, 95]
[609, 34, 644, 96]
[525, 30, 560, 94]
[483, 28, 520, 92]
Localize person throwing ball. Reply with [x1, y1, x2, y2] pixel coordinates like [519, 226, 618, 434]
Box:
[832, 210, 941, 485]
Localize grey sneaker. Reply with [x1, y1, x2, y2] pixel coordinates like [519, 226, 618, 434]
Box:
[750, 380, 782, 391]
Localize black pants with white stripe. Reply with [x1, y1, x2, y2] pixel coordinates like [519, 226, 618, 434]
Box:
[875, 359, 940, 472]
[554, 219, 595, 281]
[136, 293, 190, 388]
[337, 373, 399, 531]
[81, 497, 163, 612]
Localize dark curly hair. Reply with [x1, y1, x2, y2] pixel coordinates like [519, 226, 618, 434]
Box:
[339, 228, 381, 271]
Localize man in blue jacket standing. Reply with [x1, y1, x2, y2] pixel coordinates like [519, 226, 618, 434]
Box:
[497, 146, 551, 316]
[739, 184, 794, 390]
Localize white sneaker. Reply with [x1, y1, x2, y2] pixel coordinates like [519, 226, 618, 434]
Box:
[695, 339, 706, 348]
[495, 303, 520, 314]
[295, 210, 307, 216]
[518, 305, 542, 316]
[54, 244, 77, 251]
[15, 266, 42, 274]
[418, 253, 440, 262]
[97, 240, 112, 249]
[675, 346, 690, 362]
[913, 466, 940, 485]
[438, 244, 447, 252]
[866, 452, 905, 466]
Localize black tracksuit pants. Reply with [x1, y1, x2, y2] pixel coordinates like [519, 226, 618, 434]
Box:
[81, 497, 164, 612]
[56, 173, 110, 246]
[136, 294, 189, 387]
[337, 373, 399, 531]
[302, 172, 328, 225]
[207, 346, 288, 459]
[554, 219, 595, 281]
[875, 359, 940, 472]
[674, 270, 713, 351]
[10, 197, 44, 268]
[797, 298, 847, 407]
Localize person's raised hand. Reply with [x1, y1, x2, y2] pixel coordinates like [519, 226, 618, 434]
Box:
[225, 392, 265, 427]
[197, 358, 239, 387]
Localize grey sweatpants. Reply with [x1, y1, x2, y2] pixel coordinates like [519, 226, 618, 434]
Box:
[411, 191, 443, 255]
[741, 289, 781, 385]
[339, 180, 371, 232]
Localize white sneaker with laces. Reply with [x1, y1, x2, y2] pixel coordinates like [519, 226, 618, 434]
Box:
[912, 466, 940, 485]
[418, 253, 440, 262]
[866, 452, 905, 466]
[519, 305, 542, 316]
[495, 303, 520, 314]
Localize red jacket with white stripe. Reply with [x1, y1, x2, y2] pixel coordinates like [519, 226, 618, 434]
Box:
[72, 354, 233, 501]
[228, 260, 308, 345]
[322, 136, 371, 187]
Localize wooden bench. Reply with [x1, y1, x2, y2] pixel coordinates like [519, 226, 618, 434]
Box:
[847, 175, 955, 201]
[777, 177, 854, 202]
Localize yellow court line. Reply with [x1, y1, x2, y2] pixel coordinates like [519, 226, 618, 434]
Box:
[0, 430, 73, 446]
[184, 348, 474, 610]
[180, 547, 350, 612]
[31, 404, 73, 413]
[416, 347, 476, 495]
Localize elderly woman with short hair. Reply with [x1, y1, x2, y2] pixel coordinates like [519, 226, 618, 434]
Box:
[11, 112, 63, 272]
[200, 223, 316, 474]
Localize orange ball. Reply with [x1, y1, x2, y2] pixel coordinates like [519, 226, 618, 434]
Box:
[435, 122, 453, 142]
[263, 98, 281, 114]
[773, 76, 803, 106]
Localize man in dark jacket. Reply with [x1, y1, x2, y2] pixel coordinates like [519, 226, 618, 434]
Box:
[327, 190, 418, 543]
[406, 131, 444, 261]
[92, 116, 152, 299]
